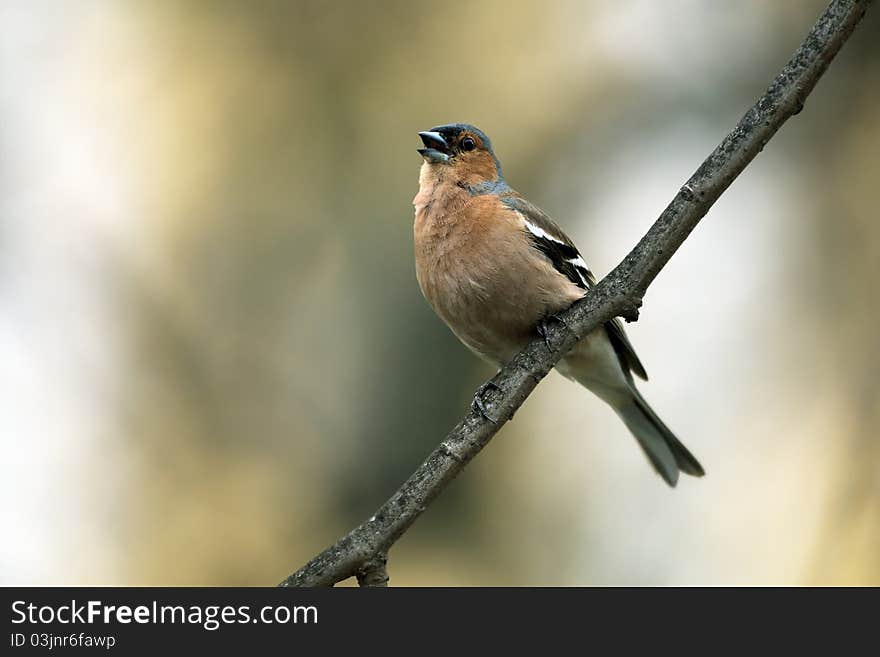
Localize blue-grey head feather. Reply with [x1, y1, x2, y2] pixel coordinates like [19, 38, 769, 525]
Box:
[428, 123, 504, 181]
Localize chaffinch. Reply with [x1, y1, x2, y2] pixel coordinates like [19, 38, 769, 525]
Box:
[413, 123, 704, 486]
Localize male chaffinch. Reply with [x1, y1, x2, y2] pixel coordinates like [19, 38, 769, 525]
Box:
[413, 123, 704, 486]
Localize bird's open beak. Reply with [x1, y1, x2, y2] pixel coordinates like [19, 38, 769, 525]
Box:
[417, 131, 450, 163]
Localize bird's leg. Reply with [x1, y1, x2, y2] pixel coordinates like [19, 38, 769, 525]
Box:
[538, 313, 575, 352]
[471, 379, 502, 424]
[536, 317, 553, 352]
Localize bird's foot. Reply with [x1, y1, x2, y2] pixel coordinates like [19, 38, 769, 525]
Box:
[471, 380, 502, 424]
[537, 313, 572, 352]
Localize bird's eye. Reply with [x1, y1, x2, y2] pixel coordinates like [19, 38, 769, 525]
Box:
[461, 137, 476, 152]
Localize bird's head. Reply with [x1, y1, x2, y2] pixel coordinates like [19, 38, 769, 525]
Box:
[417, 123, 503, 188]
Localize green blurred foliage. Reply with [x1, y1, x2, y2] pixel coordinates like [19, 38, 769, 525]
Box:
[3, 0, 878, 585]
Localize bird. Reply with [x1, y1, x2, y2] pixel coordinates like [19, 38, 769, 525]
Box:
[412, 123, 704, 486]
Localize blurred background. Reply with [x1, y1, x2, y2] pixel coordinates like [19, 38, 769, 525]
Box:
[1, 0, 878, 586]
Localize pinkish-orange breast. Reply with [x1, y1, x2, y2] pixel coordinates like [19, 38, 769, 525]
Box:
[413, 182, 582, 365]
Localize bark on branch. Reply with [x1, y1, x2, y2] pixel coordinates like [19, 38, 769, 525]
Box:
[280, 0, 872, 587]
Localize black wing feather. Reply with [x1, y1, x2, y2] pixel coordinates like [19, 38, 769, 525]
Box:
[502, 195, 648, 381]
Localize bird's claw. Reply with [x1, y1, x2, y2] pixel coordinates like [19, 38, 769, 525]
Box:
[538, 313, 571, 352]
[536, 318, 552, 352]
[471, 380, 502, 424]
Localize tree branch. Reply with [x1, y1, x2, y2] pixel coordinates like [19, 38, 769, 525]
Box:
[355, 553, 389, 588]
[280, 0, 872, 587]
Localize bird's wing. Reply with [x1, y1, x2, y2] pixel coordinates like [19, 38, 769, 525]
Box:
[501, 194, 648, 381]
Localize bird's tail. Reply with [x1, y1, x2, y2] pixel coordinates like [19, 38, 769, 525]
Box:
[614, 388, 705, 487]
